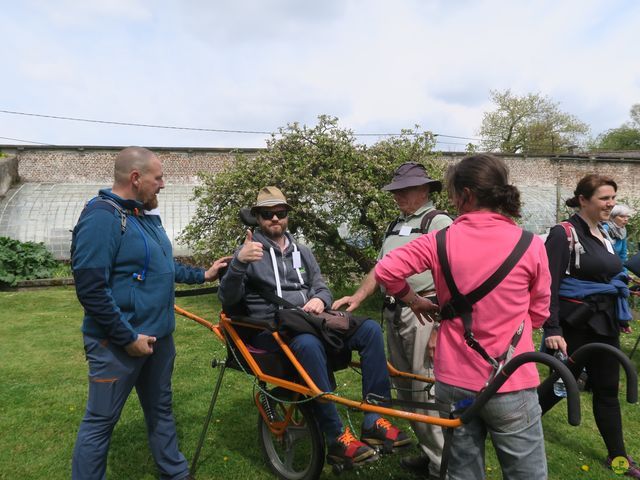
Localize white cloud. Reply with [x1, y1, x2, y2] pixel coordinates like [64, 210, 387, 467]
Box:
[1, 0, 639, 148]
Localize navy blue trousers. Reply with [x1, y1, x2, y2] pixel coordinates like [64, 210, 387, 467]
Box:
[253, 319, 391, 440]
[72, 335, 189, 480]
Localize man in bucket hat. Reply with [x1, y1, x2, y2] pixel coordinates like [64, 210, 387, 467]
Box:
[334, 163, 452, 479]
[219, 186, 411, 469]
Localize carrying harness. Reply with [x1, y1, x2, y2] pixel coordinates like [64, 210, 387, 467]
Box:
[384, 209, 450, 239]
[71, 195, 150, 282]
[383, 209, 451, 321]
[436, 227, 534, 383]
[435, 227, 534, 480]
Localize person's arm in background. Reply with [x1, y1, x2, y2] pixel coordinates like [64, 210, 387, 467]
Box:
[528, 239, 552, 328]
[375, 234, 439, 324]
[174, 256, 232, 284]
[543, 225, 570, 354]
[332, 269, 377, 312]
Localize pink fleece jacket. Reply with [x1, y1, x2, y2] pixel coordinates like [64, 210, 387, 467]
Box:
[375, 211, 551, 393]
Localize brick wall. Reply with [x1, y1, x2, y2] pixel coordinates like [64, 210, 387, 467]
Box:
[11, 146, 258, 184]
[8, 146, 640, 199]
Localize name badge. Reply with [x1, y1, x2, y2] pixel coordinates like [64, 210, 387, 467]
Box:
[399, 225, 413, 236]
[292, 251, 302, 269]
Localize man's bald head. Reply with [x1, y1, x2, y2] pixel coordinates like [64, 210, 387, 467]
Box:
[114, 147, 158, 186]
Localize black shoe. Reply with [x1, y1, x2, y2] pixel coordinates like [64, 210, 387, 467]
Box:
[401, 453, 430, 472]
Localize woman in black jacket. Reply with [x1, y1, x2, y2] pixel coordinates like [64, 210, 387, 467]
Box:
[542, 173, 637, 478]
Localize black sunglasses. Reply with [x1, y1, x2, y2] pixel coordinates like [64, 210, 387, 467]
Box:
[258, 209, 289, 220]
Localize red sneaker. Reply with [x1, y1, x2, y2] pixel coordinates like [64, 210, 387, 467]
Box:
[327, 427, 377, 465]
[361, 418, 412, 453]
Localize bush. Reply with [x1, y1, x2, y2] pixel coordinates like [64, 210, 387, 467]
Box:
[0, 237, 58, 287]
[179, 116, 453, 287]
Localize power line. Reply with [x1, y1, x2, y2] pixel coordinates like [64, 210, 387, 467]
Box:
[0, 108, 481, 142]
[0, 135, 55, 145]
[0, 109, 273, 135]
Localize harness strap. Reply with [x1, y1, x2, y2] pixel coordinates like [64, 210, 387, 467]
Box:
[437, 227, 534, 374]
[384, 209, 450, 239]
[80, 196, 149, 282]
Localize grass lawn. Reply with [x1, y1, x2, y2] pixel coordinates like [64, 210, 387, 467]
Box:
[1, 286, 639, 479]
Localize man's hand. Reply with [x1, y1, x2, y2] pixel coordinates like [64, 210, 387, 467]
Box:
[544, 335, 567, 355]
[125, 334, 156, 357]
[332, 270, 377, 312]
[237, 230, 264, 264]
[204, 255, 233, 282]
[302, 298, 325, 314]
[407, 296, 439, 326]
[332, 294, 363, 312]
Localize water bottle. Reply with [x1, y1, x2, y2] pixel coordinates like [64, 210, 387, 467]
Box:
[553, 351, 568, 398]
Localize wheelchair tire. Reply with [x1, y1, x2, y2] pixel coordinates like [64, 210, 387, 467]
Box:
[258, 389, 325, 480]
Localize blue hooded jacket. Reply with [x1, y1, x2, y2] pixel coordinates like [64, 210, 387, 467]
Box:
[71, 189, 205, 345]
[558, 272, 632, 325]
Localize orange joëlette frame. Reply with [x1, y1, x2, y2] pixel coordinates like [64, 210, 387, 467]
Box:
[176, 305, 462, 430]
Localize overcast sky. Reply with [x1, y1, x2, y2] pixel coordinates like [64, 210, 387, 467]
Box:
[2, 0, 639, 150]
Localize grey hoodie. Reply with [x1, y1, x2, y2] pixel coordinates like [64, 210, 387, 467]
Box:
[218, 229, 332, 321]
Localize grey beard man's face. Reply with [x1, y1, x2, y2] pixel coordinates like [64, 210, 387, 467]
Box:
[143, 195, 159, 210]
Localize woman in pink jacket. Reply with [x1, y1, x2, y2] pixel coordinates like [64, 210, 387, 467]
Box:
[375, 154, 551, 480]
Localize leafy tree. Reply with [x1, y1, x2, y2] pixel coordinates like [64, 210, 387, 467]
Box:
[592, 126, 640, 151]
[591, 104, 640, 151]
[179, 116, 452, 287]
[630, 104, 640, 128]
[478, 89, 589, 154]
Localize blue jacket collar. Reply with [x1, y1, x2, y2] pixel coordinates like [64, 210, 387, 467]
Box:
[99, 188, 144, 212]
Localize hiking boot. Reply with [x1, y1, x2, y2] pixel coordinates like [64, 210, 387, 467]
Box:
[606, 455, 640, 478]
[361, 418, 412, 452]
[327, 427, 377, 465]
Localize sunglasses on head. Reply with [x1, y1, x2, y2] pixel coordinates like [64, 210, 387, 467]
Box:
[258, 209, 289, 220]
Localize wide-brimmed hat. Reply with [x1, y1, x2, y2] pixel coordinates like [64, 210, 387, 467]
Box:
[251, 186, 291, 212]
[382, 162, 442, 193]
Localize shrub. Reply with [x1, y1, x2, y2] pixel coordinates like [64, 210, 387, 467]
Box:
[0, 237, 58, 287]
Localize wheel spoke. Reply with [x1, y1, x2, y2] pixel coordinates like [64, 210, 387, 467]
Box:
[283, 446, 296, 470]
[287, 425, 310, 444]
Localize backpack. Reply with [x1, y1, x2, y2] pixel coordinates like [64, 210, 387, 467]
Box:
[70, 195, 149, 281]
[557, 221, 584, 274]
[384, 209, 452, 239]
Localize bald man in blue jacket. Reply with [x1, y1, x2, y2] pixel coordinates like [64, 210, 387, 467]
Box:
[71, 146, 229, 480]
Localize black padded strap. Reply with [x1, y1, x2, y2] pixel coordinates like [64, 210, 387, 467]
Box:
[466, 230, 534, 304]
[384, 210, 451, 238]
[437, 228, 534, 309]
[436, 228, 534, 371]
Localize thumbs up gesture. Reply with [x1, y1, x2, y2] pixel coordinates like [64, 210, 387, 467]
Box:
[237, 229, 264, 264]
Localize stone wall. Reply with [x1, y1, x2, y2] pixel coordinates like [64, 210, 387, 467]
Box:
[6, 146, 260, 184]
[6, 146, 639, 198]
[0, 155, 19, 196]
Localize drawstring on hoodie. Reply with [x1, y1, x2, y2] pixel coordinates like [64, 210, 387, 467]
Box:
[267, 239, 305, 307]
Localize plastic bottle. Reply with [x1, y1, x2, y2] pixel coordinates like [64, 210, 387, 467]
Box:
[553, 351, 568, 398]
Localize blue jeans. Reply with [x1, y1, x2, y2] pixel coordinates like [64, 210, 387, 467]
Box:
[253, 319, 391, 440]
[72, 335, 189, 480]
[435, 382, 546, 480]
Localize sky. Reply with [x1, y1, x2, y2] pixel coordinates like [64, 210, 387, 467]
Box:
[1, 0, 639, 150]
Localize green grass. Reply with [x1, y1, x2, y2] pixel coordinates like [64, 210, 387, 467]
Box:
[0, 287, 639, 479]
